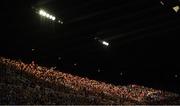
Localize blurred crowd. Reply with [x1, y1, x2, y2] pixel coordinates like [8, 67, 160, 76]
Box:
[0, 57, 179, 105]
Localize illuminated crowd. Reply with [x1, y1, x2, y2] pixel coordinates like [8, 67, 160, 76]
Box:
[0, 57, 179, 105]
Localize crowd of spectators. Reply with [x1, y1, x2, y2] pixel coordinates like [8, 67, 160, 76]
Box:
[0, 57, 180, 105]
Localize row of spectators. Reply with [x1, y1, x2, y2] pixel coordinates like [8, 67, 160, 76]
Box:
[0, 57, 179, 105]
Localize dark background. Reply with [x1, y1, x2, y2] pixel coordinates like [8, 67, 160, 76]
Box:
[1, 0, 180, 93]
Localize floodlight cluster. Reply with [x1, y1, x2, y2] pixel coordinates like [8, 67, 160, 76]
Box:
[58, 20, 64, 24]
[94, 37, 110, 47]
[102, 41, 109, 46]
[172, 5, 180, 13]
[160, 1, 179, 13]
[39, 9, 56, 21]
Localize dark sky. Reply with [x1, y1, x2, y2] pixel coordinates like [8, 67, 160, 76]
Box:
[1, 0, 180, 92]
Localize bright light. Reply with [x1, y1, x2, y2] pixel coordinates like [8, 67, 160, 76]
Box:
[52, 16, 56, 21]
[173, 5, 180, 13]
[46, 14, 50, 18]
[102, 41, 109, 46]
[38, 9, 56, 21]
[49, 15, 53, 19]
[39, 10, 46, 16]
[39, 10, 44, 15]
[58, 20, 64, 24]
[38, 9, 64, 23]
[160, 1, 164, 5]
[32, 49, 35, 51]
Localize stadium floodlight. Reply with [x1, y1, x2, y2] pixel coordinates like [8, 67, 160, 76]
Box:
[49, 15, 53, 19]
[37, 9, 64, 23]
[38, 9, 56, 21]
[172, 5, 180, 13]
[46, 14, 50, 18]
[39, 10, 46, 16]
[102, 41, 109, 46]
[160, 1, 164, 5]
[52, 16, 56, 21]
[39, 10, 44, 15]
[58, 20, 64, 24]
[32, 49, 35, 51]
